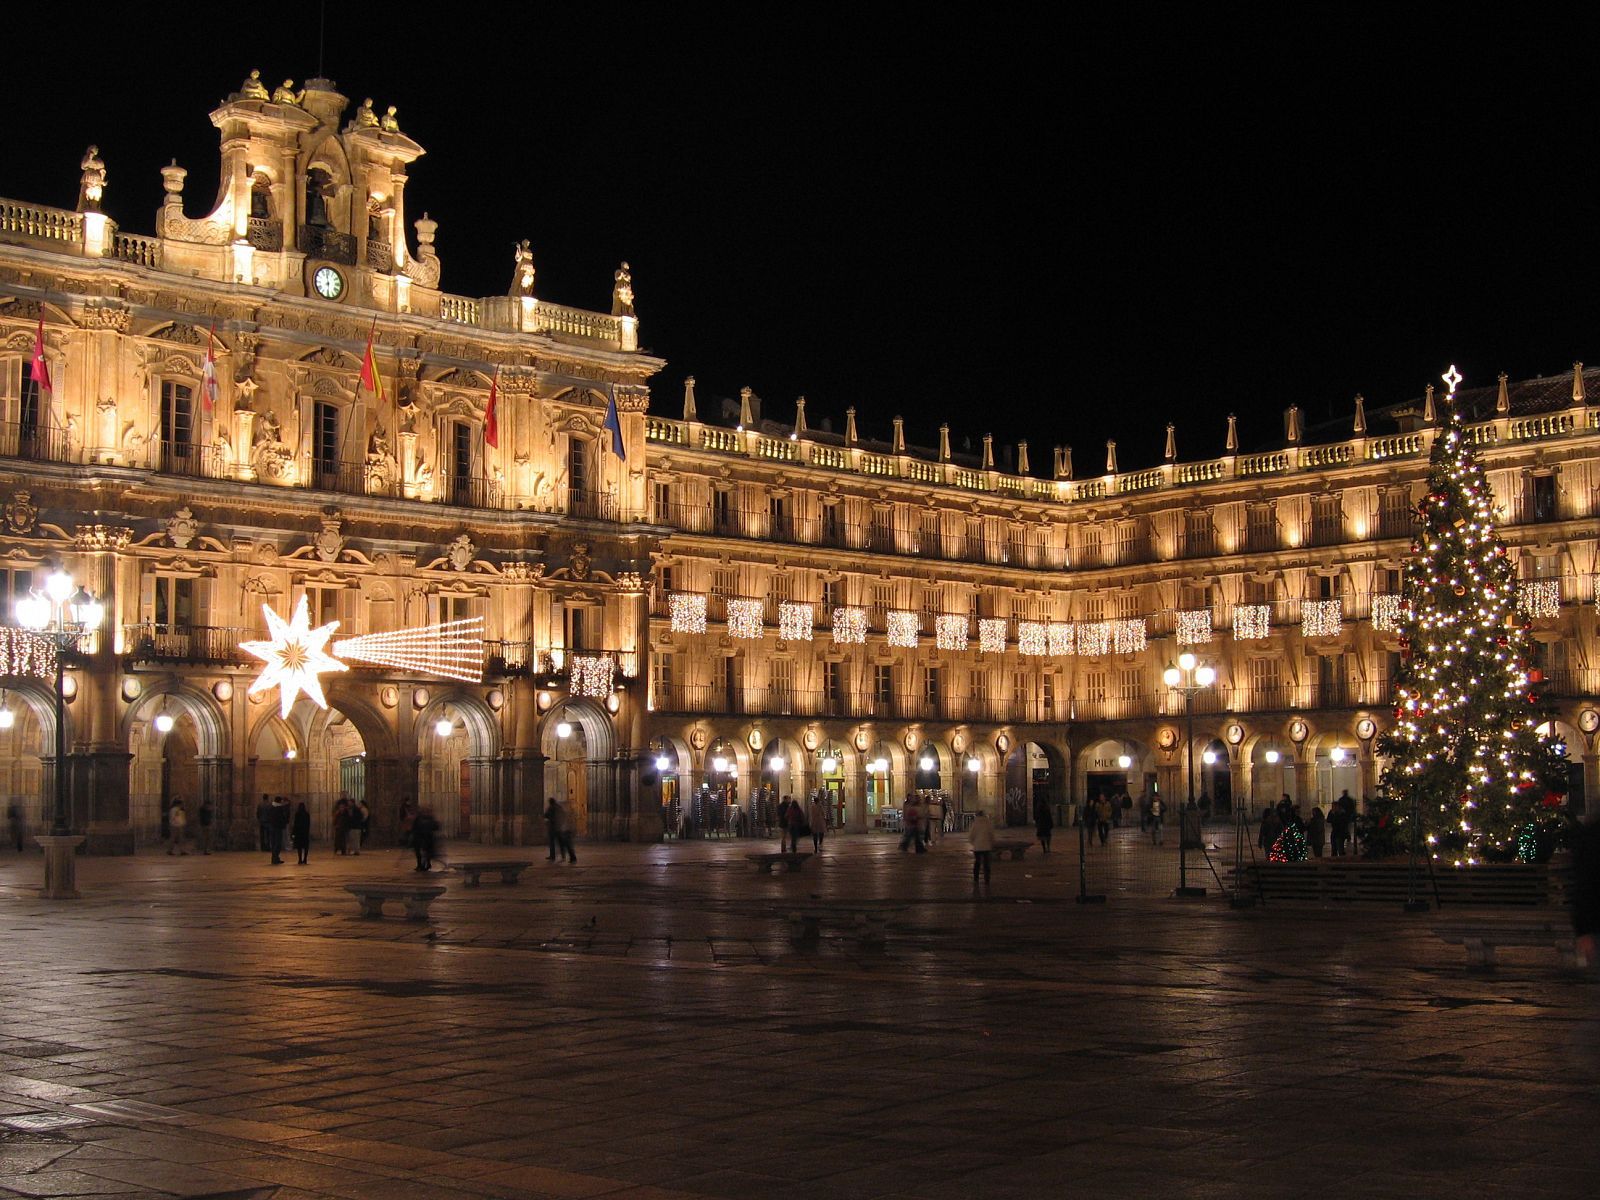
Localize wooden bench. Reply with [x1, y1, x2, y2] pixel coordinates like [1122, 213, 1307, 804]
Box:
[1436, 918, 1578, 968]
[787, 904, 907, 947]
[746, 851, 813, 874]
[344, 883, 447, 921]
[992, 841, 1032, 861]
[452, 860, 535, 887]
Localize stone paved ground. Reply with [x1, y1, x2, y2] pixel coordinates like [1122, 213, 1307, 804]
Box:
[0, 830, 1595, 1199]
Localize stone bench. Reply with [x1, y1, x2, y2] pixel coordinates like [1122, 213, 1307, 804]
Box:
[1436, 919, 1578, 968]
[344, 883, 447, 921]
[452, 860, 535, 887]
[746, 851, 813, 874]
[787, 904, 906, 947]
[991, 841, 1032, 861]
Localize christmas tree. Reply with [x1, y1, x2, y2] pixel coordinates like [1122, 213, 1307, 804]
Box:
[1378, 365, 1564, 863]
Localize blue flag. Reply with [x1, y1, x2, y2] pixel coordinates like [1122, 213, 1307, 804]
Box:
[603, 393, 626, 461]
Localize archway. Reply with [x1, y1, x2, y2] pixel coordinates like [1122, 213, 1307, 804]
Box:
[541, 699, 615, 838]
[247, 698, 370, 844]
[694, 735, 743, 836]
[649, 736, 690, 836]
[1198, 738, 1232, 815]
[1309, 731, 1360, 811]
[416, 692, 499, 841]
[814, 739, 849, 828]
[1078, 736, 1150, 825]
[1004, 741, 1066, 827]
[0, 682, 60, 844]
[863, 740, 899, 826]
[1246, 736, 1295, 814]
[126, 685, 228, 848]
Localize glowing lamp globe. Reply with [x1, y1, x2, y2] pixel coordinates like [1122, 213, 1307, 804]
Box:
[435, 718, 453, 737]
[44, 570, 73, 605]
[1178, 651, 1197, 673]
[0, 708, 13, 730]
[1329, 747, 1346, 763]
[555, 721, 573, 739]
[1117, 754, 1132, 769]
[821, 756, 839, 773]
[154, 712, 175, 733]
[1162, 664, 1180, 688]
[1195, 665, 1216, 687]
[769, 755, 786, 771]
[919, 755, 935, 771]
[711, 755, 728, 773]
[14, 594, 48, 630]
[966, 757, 981, 774]
[1265, 749, 1280, 764]
[1202, 749, 1217, 765]
[655, 755, 671, 771]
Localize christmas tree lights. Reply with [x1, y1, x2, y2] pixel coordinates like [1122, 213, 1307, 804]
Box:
[1378, 366, 1564, 862]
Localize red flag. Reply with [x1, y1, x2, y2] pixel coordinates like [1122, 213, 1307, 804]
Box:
[200, 323, 218, 413]
[484, 367, 500, 449]
[29, 314, 51, 397]
[358, 319, 384, 403]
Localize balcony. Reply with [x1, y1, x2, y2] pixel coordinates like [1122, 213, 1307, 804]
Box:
[437, 475, 501, 510]
[310, 459, 403, 500]
[0, 420, 73, 464]
[298, 224, 356, 264]
[246, 217, 283, 252]
[157, 442, 230, 480]
[124, 624, 251, 666]
[568, 488, 619, 522]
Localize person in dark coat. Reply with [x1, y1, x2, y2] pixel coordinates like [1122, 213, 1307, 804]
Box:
[1329, 798, 1352, 857]
[1570, 816, 1600, 968]
[1258, 805, 1282, 854]
[269, 795, 290, 864]
[1308, 806, 1327, 858]
[1033, 796, 1054, 854]
[412, 806, 439, 871]
[291, 802, 311, 865]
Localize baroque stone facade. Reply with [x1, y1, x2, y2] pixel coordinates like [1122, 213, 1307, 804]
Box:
[0, 71, 1596, 850]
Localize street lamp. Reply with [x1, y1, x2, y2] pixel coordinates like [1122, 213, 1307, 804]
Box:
[1162, 652, 1215, 896]
[15, 566, 104, 899]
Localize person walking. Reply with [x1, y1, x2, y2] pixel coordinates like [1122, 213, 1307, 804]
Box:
[6, 802, 22, 853]
[332, 796, 350, 856]
[196, 798, 213, 855]
[1095, 794, 1112, 846]
[544, 797, 561, 861]
[807, 793, 828, 853]
[269, 795, 290, 865]
[167, 800, 188, 855]
[554, 800, 577, 864]
[412, 805, 439, 871]
[924, 793, 943, 847]
[1308, 806, 1327, 858]
[899, 794, 925, 853]
[1329, 796, 1352, 857]
[1258, 804, 1282, 855]
[356, 798, 370, 852]
[291, 801, 311, 865]
[969, 809, 995, 886]
[1033, 795, 1054, 855]
[1149, 795, 1165, 845]
[785, 793, 809, 855]
[256, 794, 271, 853]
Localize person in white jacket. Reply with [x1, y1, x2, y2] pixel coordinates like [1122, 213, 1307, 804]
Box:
[969, 810, 995, 885]
[807, 794, 828, 853]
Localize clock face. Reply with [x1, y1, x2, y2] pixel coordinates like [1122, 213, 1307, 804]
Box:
[313, 266, 344, 300]
[1580, 709, 1600, 734]
[1356, 718, 1376, 741]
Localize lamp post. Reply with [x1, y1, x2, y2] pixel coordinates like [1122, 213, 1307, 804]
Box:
[1163, 652, 1215, 896]
[15, 567, 104, 899]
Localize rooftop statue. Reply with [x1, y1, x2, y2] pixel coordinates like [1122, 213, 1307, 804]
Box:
[239, 69, 270, 101]
[355, 98, 380, 128]
[612, 262, 636, 318]
[78, 145, 106, 212]
[510, 239, 536, 297]
[381, 105, 401, 133]
[271, 79, 301, 106]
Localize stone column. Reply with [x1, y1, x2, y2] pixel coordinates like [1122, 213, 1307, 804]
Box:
[632, 749, 663, 843]
[463, 755, 495, 844]
[80, 749, 134, 854]
[194, 755, 233, 850]
[499, 749, 547, 846]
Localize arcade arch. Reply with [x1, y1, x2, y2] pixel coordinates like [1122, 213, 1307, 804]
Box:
[540, 699, 615, 837]
[126, 684, 228, 847]
[416, 692, 500, 839]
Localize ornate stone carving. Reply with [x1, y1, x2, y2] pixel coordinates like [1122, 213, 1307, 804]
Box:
[152, 323, 205, 346]
[569, 542, 592, 581]
[250, 410, 292, 481]
[75, 524, 133, 550]
[446, 534, 477, 572]
[613, 383, 651, 413]
[510, 240, 536, 297]
[615, 571, 644, 592]
[4, 492, 38, 535]
[82, 303, 130, 332]
[501, 560, 546, 582]
[165, 507, 197, 549]
[161, 216, 233, 245]
[315, 510, 344, 563]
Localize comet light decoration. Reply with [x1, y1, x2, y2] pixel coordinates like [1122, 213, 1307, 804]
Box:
[242, 598, 484, 719]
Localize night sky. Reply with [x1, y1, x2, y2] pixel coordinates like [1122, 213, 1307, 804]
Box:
[6, 7, 1597, 470]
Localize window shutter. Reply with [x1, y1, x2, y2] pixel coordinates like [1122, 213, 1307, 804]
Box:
[139, 572, 156, 625]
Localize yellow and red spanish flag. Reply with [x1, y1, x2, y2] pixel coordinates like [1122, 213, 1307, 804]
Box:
[358, 318, 384, 403]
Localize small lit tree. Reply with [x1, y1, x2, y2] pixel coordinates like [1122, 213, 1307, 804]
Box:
[1378, 366, 1564, 862]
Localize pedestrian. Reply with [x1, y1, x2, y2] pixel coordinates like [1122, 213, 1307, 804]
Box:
[899, 794, 925, 853]
[776, 796, 792, 849]
[924, 793, 943, 846]
[1330, 797, 1352, 857]
[969, 808, 995, 885]
[196, 798, 213, 854]
[786, 793, 809, 855]
[1138, 789, 1151, 831]
[554, 799, 577, 863]
[1034, 795, 1053, 854]
[269, 795, 290, 865]
[291, 801, 311, 865]
[356, 798, 370, 851]
[807, 792, 828, 853]
[1570, 814, 1600, 968]
[1095, 794, 1112, 845]
[1258, 804, 1282, 854]
[167, 799, 188, 855]
[412, 805, 439, 871]
[1308, 806, 1327, 858]
[1149, 795, 1165, 845]
[256, 793, 271, 853]
[544, 797, 561, 861]
[332, 796, 350, 856]
[8, 802, 25, 852]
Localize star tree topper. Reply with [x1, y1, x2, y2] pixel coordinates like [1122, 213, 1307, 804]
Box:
[241, 596, 348, 718]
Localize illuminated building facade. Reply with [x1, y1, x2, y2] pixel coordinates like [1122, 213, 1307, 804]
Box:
[0, 72, 1595, 849]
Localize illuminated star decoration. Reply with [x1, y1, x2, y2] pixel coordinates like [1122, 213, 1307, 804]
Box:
[1442, 364, 1462, 396]
[241, 597, 349, 718]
